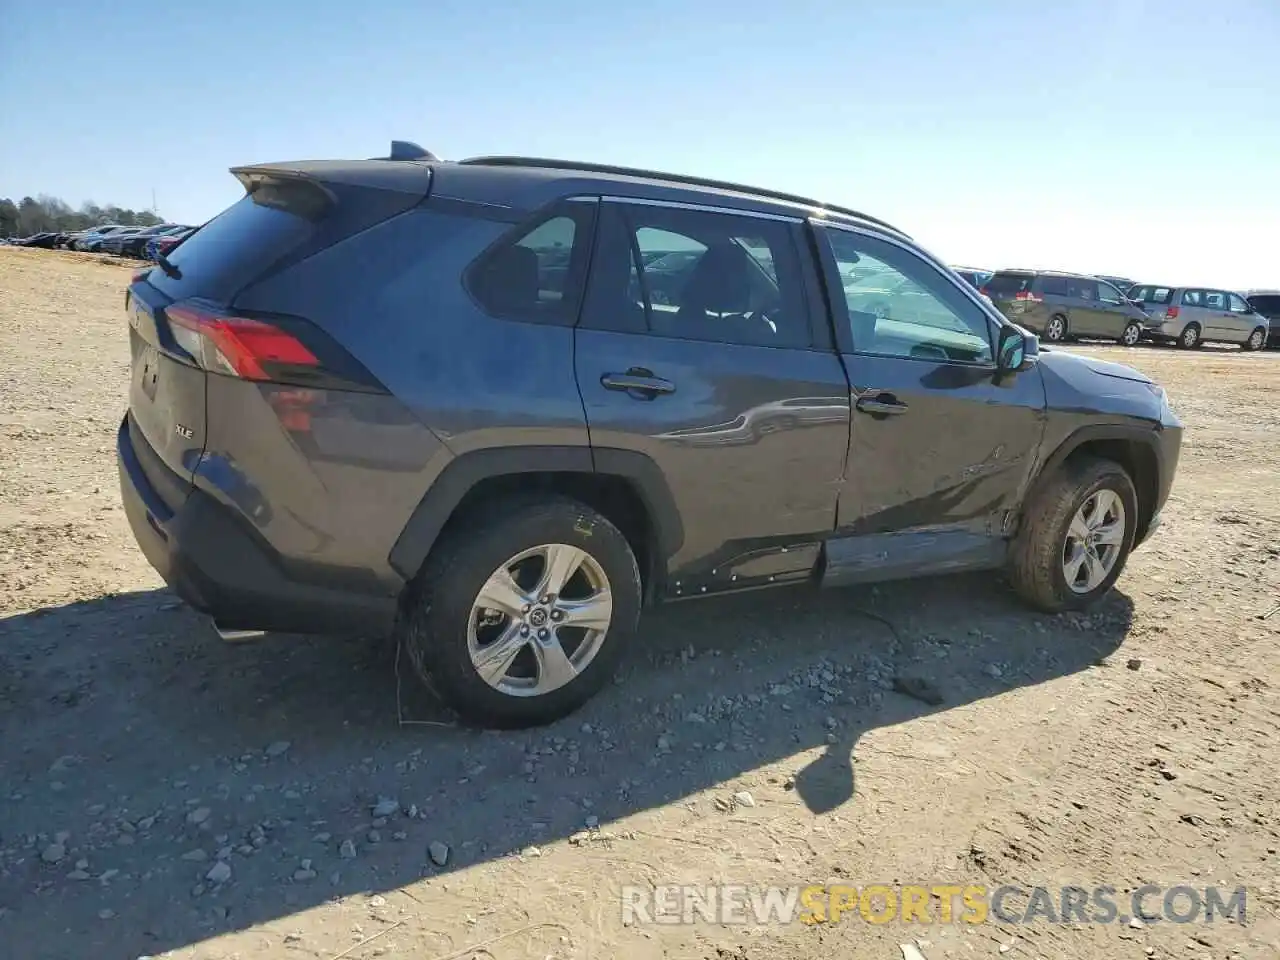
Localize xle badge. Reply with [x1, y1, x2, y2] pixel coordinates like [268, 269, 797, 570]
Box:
[175, 424, 194, 439]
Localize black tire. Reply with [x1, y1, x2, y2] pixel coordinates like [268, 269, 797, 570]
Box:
[1118, 321, 1142, 347]
[1244, 327, 1266, 351]
[1008, 457, 1138, 613]
[1178, 323, 1202, 349]
[1044, 314, 1068, 342]
[399, 497, 641, 728]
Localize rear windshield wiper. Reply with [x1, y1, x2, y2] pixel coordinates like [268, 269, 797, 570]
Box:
[156, 252, 181, 280]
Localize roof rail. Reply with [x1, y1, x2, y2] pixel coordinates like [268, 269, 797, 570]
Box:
[458, 155, 908, 236]
[373, 140, 438, 162]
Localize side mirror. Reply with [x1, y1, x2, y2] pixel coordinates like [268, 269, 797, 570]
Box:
[996, 325, 1031, 374]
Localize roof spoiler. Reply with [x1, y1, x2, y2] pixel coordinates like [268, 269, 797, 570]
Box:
[372, 140, 438, 162]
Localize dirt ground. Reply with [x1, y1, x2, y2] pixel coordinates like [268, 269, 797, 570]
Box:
[1, 246, 1277, 960]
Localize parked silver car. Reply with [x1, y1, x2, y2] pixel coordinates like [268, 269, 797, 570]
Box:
[1129, 284, 1269, 350]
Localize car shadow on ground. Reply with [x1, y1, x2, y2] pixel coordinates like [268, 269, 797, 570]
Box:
[0, 575, 1133, 958]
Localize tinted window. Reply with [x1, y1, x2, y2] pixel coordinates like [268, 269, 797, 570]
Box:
[1228, 293, 1251, 313]
[583, 202, 809, 348]
[1040, 276, 1069, 296]
[1066, 277, 1097, 300]
[468, 205, 594, 325]
[824, 229, 993, 364]
[1131, 285, 1173, 305]
[1248, 294, 1280, 318]
[149, 191, 317, 301]
[985, 272, 1035, 296]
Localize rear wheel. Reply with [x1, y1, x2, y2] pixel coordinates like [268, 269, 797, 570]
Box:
[400, 497, 641, 728]
[1119, 321, 1142, 346]
[1179, 323, 1202, 349]
[1044, 315, 1067, 342]
[1009, 457, 1137, 612]
[1244, 327, 1265, 351]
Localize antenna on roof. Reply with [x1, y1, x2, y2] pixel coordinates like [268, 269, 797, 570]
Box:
[377, 140, 437, 162]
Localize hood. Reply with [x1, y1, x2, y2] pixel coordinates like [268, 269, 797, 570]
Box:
[1038, 346, 1152, 384]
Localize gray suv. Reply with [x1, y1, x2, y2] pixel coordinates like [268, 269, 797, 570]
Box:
[116, 143, 1183, 727]
[1131, 285, 1269, 350]
[984, 270, 1149, 345]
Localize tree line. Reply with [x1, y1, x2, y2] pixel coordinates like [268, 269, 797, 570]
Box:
[0, 195, 166, 237]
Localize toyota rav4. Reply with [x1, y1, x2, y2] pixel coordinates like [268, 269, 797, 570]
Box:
[117, 143, 1182, 727]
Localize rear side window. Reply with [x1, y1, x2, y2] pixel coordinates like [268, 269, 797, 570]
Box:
[467, 203, 595, 325]
[148, 188, 318, 302]
[1066, 277, 1097, 300]
[1203, 291, 1227, 309]
[1130, 285, 1173, 305]
[985, 272, 1035, 296]
[1182, 290, 1203, 306]
[1040, 276, 1068, 296]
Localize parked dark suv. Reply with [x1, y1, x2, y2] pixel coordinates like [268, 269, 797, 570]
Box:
[117, 144, 1183, 727]
[984, 270, 1149, 345]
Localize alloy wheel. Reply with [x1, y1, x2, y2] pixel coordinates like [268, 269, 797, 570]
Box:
[1182, 326, 1199, 348]
[467, 543, 613, 697]
[1062, 489, 1126, 594]
[1122, 323, 1141, 346]
[1248, 329, 1264, 350]
[1046, 317, 1065, 341]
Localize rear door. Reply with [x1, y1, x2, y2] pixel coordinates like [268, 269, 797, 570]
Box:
[812, 223, 1044, 578]
[1177, 289, 1205, 336]
[573, 198, 851, 590]
[1201, 289, 1233, 339]
[1064, 276, 1107, 336]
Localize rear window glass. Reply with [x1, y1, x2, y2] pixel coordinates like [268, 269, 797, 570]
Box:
[148, 191, 317, 302]
[1248, 294, 1280, 317]
[985, 273, 1035, 296]
[1041, 276, 1068, 296]
[1130, 285, 1173, 305]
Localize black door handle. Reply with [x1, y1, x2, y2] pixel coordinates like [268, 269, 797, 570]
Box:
[856, 392, 907, 415]
[601, 370, 676, 396]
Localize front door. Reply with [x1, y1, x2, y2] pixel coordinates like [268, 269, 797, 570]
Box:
[1095, 280, 1133, 337]
[1226, 293, 1257, 342]
[574, 199, 852, 592]
[812, 223, 1045, 582]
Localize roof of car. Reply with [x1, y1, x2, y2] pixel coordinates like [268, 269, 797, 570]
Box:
[232, 152, 910, 239]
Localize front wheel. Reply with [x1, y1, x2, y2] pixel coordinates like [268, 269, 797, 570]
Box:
[400, 497, 642, 728]
[1119, 321, 1142, 346]
[1245, 327, 1266, 351]
[1044, 315, 1067, 342]
[1009, 457, 1138, 612]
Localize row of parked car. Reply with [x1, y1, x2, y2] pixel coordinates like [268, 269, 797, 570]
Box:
[947, 267, 1278, 351]
[5, 223, 195, 261]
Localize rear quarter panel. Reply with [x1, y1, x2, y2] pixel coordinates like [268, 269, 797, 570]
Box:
[230, 207, 591, 585]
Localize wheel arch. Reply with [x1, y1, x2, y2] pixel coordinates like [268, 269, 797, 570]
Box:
[388, 446, 683, 602]
[1025, 426, 1162, 545]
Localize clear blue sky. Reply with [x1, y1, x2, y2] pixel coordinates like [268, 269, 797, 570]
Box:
[2, 0, 1277, 288]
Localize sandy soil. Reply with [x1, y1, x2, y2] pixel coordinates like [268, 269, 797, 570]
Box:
[1, 246, 1277, 960]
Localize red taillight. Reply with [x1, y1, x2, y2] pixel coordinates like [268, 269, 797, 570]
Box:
[1014, 291, 1042, 302]
[1164, 306, 1180, 320]
[167, 303, 318, 381]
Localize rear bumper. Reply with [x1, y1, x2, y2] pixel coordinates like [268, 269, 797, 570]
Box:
[117, 416, 398, 637]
